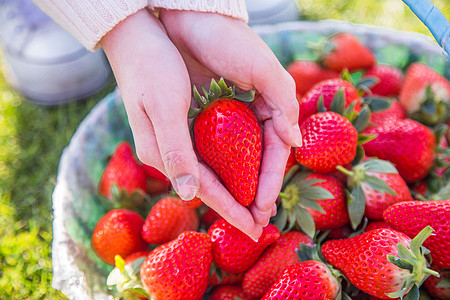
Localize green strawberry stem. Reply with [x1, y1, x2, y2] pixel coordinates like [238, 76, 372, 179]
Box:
[336, 165, 354, 177]
[386, 226, 439, 299]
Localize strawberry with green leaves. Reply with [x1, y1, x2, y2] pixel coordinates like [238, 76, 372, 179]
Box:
[190, 79, 261, 206]
[287, 60, 339, 96]
[275, 172, 348, 238]
[362, 118, 436, 183]
[399, 62, 450, 125]
[208, 219, 280, 274]
[367, 99, 406, 128]
[322, 227, 439, 299]
[363, 64, 404, 97]
[383, 200, 450, 269]
[210, 284, 257, 300]
[295, 111, 358, 173]
[318, 32, 376, 72]
[242, 231, 314, 298]
[91, 209, 149, 266]
[141, 197, 199, 245]
[140, 231, 212, 300]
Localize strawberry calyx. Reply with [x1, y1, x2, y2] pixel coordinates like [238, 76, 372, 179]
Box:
[410, 85, 450, 126]
[99, 183, 152, 216]
[188, 78, 255, 119]
[107, 255, 149, 299]
[336, 159, 398, 229]
[385, 226, 440, 300]
[275, 172, 333, 238]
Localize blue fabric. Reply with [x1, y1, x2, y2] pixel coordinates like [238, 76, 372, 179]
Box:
[403, 0, 450, 57]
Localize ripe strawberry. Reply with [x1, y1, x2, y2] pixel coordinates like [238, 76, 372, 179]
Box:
[295, 112, 358, 173]
[399, 62, 450, 125]
[208, 219, 280, 274]
[141, 197, 199, 245]
[298, 78, 361, 125]
[141, 164, 171, 195]
[363, 64, 404, 97]
[383, 200, 450, 269]
[287, 60, 339, 96]
[319, 32, 376, 72]
[322, 227, 438, 299]
[91, 209, 149, 265]
[210, 284, 256, 300]
[140, 231, 212, 300]
[192, 79, 261, 206]
[261, 261, 340, 300]
[98, 141, 147, 200]
[242, 231, 313, 298]
[368, 99, 406, 128]
[365, 221, 392, 232]
[362, 118, 436, 183]
[423, 264, 450, 300]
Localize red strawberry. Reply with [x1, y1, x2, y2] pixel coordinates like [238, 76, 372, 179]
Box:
[91, 209, 149, 265]
[319, 32, 376, 72]
[261, 261, 340, 300]
[423, 265, 450, 300]
[141, 197, 199, 245]
[284, 148, 297, 176]
[363, 64, 404, 97]
[142, 164, 171, 195]
[362, 118, 436, 183]
[170, 195, 203, 209]
[295, 112, 358, 173]
[140, 231, 212, 300]
[287, 60, 339, 96]
[98, 142, 147, 200]
[210, 284, 256, 300]
[368, 99, 406, 128]
[208, 219, 280, 274]
[192, 79, 261, 206]
[322, 227, 438, 299]
[242, 231, 313, 298]
[383, 200, 450, 269]
[399, 62, 450, 124]
[298, 78, 361, 125]
[365, 221, 392, 232]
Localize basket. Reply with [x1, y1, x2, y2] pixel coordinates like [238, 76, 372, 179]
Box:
[51, 20, 450, 300]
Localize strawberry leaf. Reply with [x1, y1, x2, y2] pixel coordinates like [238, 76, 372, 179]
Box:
[410, 226, 434, 258]
[234, 90, 255, 102]
[347, 185, 366, 230]
[295, 205, 316, 238]
[362, 159, 398, 174]
[356, 76, 379, 93]
[352, 105, 371, 132]
[351, 145, 365, 166]
[330, 88, 345, 115]
[387, 255, 414, 273]
[357, 133, 377, 145]
[297, 199, 326, 214]
[273, 205, 288, 232]
[363, 175, 397, 195]
[317, 95, 327, 112]
[436, 276, 450, 288]
[363, 97, 392, 112]
[403, 284, 419, 300]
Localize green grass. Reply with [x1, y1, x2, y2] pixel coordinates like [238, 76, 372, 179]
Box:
[0, 1, 449, 298]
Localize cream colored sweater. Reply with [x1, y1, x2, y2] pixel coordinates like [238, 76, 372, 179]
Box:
[33, 0, 248, 51]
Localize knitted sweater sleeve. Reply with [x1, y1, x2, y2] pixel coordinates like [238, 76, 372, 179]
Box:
[32, 0, 248, 51]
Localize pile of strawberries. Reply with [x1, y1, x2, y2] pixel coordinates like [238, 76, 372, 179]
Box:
[89, 32, 450, 300]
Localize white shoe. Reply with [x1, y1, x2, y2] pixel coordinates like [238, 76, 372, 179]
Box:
[0, 0, 111, 105]
[246, 0, 301, 26]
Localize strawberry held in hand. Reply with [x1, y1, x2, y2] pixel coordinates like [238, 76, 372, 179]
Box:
[140, 231, 212, 300]
[190, 78, 261, 206]
[322, 227, 439, 299]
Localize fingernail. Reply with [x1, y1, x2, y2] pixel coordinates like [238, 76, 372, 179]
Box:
[172, 175, 198, 201]
[271, 205, 277, 217]
[249, 226, 262, 242]
[292, 123, 302, 147]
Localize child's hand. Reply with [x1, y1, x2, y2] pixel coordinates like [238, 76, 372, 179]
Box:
[159, 10, 302, 229]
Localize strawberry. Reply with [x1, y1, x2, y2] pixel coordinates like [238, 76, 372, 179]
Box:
[210, 284, 256, 300]
[242, 231, 313, 298]
[140, 231, 212, 300]
[208, 219, 280, 274]
[209, 271, 244, 287]
[383, 200, 450, 269]
[363, 64, 404, 97]
[287, 60, 339, 96]
[141, 197, 199, 245]
[284, 148, 297, 176]
[261, 261, 340, 300]
[141, 164, 171, 195]
[298, 78, 361, 125]
[399, 62, 450, 125]
[295, 111, 358, 173]
[322, 227, 438, 299]
[423, 264, 450, 300]
[362, 118, 436, 183]
[98, 141, 147, 200]
[277, 172, 349, 237]
[91, 209, 149, 266]
[191, 79, 261, 206]
[319, 32, 376, 72]
[367, 99, 406, 128]
[365, 221, 392, 232]
[170, 195, 203, 209]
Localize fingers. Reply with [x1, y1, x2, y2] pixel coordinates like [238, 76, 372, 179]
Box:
[251, 119, 290, 226]
[197, 164, 263, 241]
